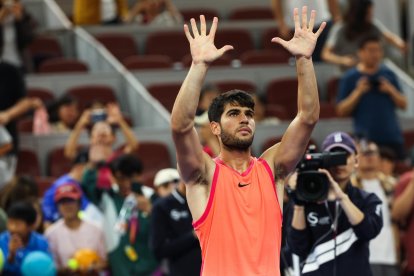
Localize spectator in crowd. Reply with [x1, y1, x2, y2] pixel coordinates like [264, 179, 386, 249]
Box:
[0, 201, 50, 275]
[378, 146, 398, 185]
[195, 112, 220, 158]
[196, 83, 220, 116]
[65, 103, 138, 160]
[0, 62, 42, 188]
[287, 131, 383, 276]
[271, 0, 341, 61]
[73, 0, 129, 25]
[0, 207, 6, 232]
[152, 168, 180, 201]
[322, 0, 406, 70]
[81, 154, 158, 276]
[0, 175, 38, 211]
[392, 151, 414, 275]
[42, 151, 90, 228]
[47, 95, 80, 134]
[64, 103, 138, 189]
[352, 139, 399, 276]
[336, 35, 407, 159]
[0, 0, 35, 71]
[45, 182, 107, 273]
[125, 0, 182, 26]
[252, 94, 281, 126]
[150, 170, 202, 276]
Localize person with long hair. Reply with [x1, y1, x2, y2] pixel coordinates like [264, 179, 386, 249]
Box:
[322, 0, 406, 70]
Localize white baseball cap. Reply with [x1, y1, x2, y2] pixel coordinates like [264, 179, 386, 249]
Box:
[154, 168, 180, 187]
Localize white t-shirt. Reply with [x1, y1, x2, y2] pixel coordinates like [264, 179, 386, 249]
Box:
[283, 0, 331, 27]
[362, 179, 397, 265]
[100, 0, 117, 22]
[45, 219, 107, 268]
[1, 15, 21, 66]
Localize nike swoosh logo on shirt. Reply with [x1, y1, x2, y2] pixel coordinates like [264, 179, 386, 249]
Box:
[238, 183, 251, 187]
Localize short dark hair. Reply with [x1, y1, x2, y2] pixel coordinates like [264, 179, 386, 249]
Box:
[109, 154, 144, 177]
[7, 201, 37, 225]
[208, 90, 255, 123]
[358, 35, 381, 49]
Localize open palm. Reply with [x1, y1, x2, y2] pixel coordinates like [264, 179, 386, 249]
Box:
[184, 15, 233, 65]
[272, 7, 326, 59]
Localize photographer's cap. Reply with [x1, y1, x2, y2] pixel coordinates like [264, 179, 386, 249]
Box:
[322, 132, 357, 154]
[154, 168, 180, 187]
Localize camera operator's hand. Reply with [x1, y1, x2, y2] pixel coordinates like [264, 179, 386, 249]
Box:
[106, 103, 123, 124]
[318, 169, 347, 201]
[285, 172, 305, 206]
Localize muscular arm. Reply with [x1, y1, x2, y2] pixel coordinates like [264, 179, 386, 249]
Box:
[171, 16, 232, 184]
[392, 176, 414, 222]
[262, 7, 325, 179]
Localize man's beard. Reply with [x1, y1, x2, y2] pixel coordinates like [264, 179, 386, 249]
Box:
[220, 128, 253, 151]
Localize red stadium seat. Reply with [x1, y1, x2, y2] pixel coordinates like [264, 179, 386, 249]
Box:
[147, 82, 181, 112]
[403, 130, 414, 150]
[17, 118, 33, 133]
[319, 102, 339, 119]
[122, 55, 173, 70]
[214, 29, 254, 59]
[130, 142, 172, 187]
[215, 80, 257, 94]
[47, 147, 78, 177]
[228, 6, 274, 21]
[35, 176, 56, 198]
[240, 49, 291, 65]
[28, 36, 63, 71]
[180, 8, 219, 21]
[38, 58, 89, 74]
[262, 27, 293, 51]
[96, 33, 138, 61]
[66, 85, 117, 111]
[27, 88, 55, 104]
[16, 149, 41, 176]
[146, 31, 188, 62]
[327, 77, 339, 104]
[266, 78, 298, 119]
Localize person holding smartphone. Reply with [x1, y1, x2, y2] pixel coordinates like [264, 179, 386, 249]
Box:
[0, 0, 35, 70]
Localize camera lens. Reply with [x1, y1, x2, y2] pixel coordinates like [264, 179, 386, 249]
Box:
[296, 171, 329, 202]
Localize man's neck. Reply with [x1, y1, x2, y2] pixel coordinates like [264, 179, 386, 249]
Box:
[357, 63, 380, 74]
[218, 150, 252, 174]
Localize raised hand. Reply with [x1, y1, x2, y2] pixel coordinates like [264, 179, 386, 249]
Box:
[272, 6, 326, 59]
[184, 15, 233, 65]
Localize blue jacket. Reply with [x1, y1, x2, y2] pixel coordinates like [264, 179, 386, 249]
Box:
[0, 231, 50, 275]
[287, 183, 383, 276]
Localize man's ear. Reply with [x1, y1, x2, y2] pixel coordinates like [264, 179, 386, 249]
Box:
[210, 121, 221, 136]
[354, 154, 359, 169]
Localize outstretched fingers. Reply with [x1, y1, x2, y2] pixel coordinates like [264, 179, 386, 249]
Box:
[314, 21, 327, 38]
[190, 18, 199, 38]
[271, 37, 287, 49]
[293, 8, 300, 31]
[308, 10, 316, 31]
[218, 45, 234, 56]
[200, 15, 206, 36]
[301, 6, 308, 29]
[208, 17, 218, 39]
[183, 24, 193, 41]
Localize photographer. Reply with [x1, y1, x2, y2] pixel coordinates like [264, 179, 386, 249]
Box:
[336, 35, 407, 159]
[287, 131, 383, 276]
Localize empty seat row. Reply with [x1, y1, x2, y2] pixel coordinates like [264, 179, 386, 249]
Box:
[179, 6, 274, 22]
[96, 27, 291, 65]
